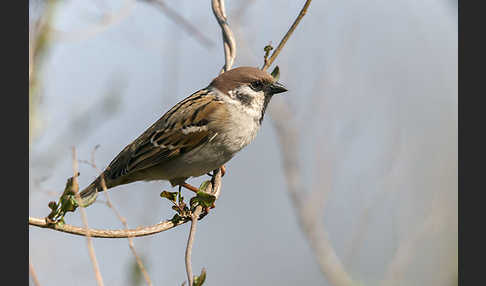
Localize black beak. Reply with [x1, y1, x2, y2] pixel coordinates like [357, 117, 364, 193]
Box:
[269, 81, 288, 95]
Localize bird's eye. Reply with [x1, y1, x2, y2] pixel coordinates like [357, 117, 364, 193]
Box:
[250, 81, 264, 91]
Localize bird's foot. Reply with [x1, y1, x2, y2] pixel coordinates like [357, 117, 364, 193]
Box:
[203, 202, 216, 214]
[163, 182, 216, 222]
[206, 165, 226, 177]
[221, 165, 226, 177]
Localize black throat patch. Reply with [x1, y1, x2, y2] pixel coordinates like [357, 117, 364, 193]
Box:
[259, 94, 273, 124]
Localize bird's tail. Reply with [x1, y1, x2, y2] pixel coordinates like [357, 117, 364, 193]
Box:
[78, 177, 102, 207]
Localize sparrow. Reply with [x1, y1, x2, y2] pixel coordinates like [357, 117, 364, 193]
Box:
[78, 66, 287, 206]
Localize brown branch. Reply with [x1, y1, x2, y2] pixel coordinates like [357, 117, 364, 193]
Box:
[71, 148, 105, 286]
[184, 168, 222, 285]
[29, 216, 189, 238]
[212, 0, 236, 73]
[185, 205, 202, 286]
[261, 0, 312, 71]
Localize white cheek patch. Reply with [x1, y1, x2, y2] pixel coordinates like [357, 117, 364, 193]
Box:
[225, 86, 265, 119]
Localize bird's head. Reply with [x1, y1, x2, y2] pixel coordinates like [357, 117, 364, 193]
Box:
[209, 66, 288, 123]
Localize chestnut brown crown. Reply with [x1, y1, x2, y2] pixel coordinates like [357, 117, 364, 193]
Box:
[210, 66, 287, 95]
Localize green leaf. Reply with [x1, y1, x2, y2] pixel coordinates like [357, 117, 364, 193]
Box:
[199, 180, 212, 192]
[59, 193, 77, 212]
[264, 44, 273, 52]
[270, 66, 280, 81]
[193, 268, 207, 286]
[195, 192, 216, 208]
[160, 191, 178, 203]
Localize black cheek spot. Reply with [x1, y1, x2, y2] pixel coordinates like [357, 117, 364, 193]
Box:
[236, 92, 253, 106]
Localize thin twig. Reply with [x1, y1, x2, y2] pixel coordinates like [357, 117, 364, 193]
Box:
[71, 148, 105, 286]
[212, 0, 236, 73]
[29, 258, 41, 286]
[183, 168, 222, 286]
[261, 0, 313, 71]
[185, 206, 202, 286]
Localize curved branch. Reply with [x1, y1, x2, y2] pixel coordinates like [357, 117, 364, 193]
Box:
[261, 0, 312, 71]
[28, 169, 223, 239]
[212, 0, 236, 73]
[29, 216, 190, 238]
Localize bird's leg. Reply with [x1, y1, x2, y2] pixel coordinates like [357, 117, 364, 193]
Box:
[203, 167, 222, 210]
[206, 165, 226, 177]
[181, 182, 199, 193]
[173, 185, 187, 214]
[178, 185, 182, 202]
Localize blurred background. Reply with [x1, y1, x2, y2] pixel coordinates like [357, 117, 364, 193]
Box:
[29, 0, 458, 285]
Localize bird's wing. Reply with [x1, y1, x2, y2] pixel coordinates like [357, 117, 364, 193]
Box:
[104, 88, 224, 181]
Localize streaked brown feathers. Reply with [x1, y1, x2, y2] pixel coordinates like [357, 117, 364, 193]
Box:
[104, 89, 222, 181]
